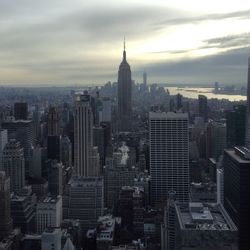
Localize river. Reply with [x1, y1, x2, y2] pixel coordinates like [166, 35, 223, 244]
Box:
[165, 87, 246, 101]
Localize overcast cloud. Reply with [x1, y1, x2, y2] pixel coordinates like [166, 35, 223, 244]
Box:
[0, 0, 250, 86]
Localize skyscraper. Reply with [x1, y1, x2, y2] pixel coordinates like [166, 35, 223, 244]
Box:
[14, 102, 28, 120]
[2, 139, 25, 193]
[74, 93, 95, 176]
[245, 58, 250, 148]
[224, 147, 250, 250]
[0, 171, 13, 240]
[226, 105, 246, 148]
[1, 119, 34, 174]
[47, 107, 60, 136]
[117, 40, 132, 132]
[149, 112, 189, 204]
[198, 95, 208, 122]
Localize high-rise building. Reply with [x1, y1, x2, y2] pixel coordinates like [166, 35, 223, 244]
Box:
[176, 93, 183, 110]
[41, 228, 62, 250]
[47, 135, 61, 161]
[63, 176, 104, 232]
[60, 136, 72, 168]
[117, 40, 132, 132]
[245, 58, 250, 148]
[2, 139, 25, 193]
[216, 168, 224, 204]
[48, 161, 63, 196]
[10, 193, 35, 234]
[0, 129, 8, 170]
[226, 105, 246, 148]
[47, 107, 60, 136]
[74, 93, 95, 177]
[1, 119, 33, 173]
[36, 195, 62, 234]
[14, 102, 28, 120]
[169, 202, 238, 250]
[224, 146, 250, 250]
[149, 112, 189, 204]
[100, 97, 112, 123]
[207, 120, 227, 160]
[0, 171, 13, 240]
[198, 95, 208, 122]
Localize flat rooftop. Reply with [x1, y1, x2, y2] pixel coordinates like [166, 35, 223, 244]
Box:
[149, 111, 188, 120]
[175, 202, 237, 231]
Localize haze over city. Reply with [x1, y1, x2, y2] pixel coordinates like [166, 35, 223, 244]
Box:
[1, 0, 250, 86]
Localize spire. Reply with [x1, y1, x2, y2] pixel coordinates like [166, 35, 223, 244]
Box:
[123, 37, 126, 61]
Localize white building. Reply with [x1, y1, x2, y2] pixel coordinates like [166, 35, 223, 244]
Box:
[41, 228, 62, 250]
[216, 168, 224, 204]
[149, 112, 189, 204]
[36, 195, 62, 233]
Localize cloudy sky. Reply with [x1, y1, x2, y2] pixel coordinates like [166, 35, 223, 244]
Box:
[0, 0, 250, 86]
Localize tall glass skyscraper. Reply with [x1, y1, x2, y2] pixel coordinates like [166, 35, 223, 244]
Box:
[149, 112, 189, 204]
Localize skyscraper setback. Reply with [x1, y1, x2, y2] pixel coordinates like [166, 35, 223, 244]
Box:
[117, 40, 132, 132]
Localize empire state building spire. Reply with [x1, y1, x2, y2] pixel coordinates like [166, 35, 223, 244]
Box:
[123, 37, 126, 61]
[117, 38, 132, 132]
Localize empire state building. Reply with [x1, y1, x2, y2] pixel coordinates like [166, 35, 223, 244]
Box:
[117, 40, 132, 132]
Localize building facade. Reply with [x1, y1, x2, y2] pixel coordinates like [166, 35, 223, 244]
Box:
[149, 112, 189, 204]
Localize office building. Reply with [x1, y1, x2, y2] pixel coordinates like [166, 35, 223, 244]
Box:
[2, 139, 25, 193]
[149, 112, 189, 204]
[117, 40, 132, 132]
[198, 95, 208, 122]
[103, 164, 137, 209]
[226, 105, 246, 148]
[63, 176, 104, 232]
[224, 147, 250, 250]
[101, 97, 112, 123]
[10, 194, 35, 234]
[0, 171, 13, 240]
[96, 215, 120, 250]
[41, 228, 62, 250]
[36, 195, 62, 234]
[176, 93, 183, 110]
[14, 102, 28, 120]
[1, 119, 33, 172]
[170, 202, 238, 250]
[61, 136, 72, 168]
[216, 168, 224, 204]
[47, 135, 61, 161]
[0, 129, 8, 170]
[48, 161, 63, 196]
[30, 144, 46, 178]
[47, 107, 60, 136]
[74, 93, 95, 177]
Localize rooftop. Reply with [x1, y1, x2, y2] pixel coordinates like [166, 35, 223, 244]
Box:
[96, 215, 121, 242]
[176, 202, 238, 231]
[149, 111, 188, 120]
[69, 176, 103, 187]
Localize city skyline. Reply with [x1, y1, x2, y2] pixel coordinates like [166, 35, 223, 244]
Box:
[0, 0, 250, 86]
